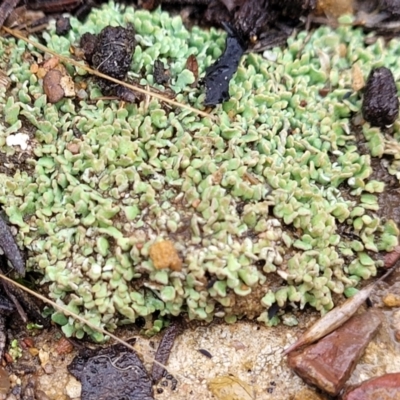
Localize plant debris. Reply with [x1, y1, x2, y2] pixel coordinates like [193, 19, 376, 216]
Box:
[362, 66, 399, 128]
[80, 24, 138, 102]
[284, 266, 396, 355]
[68, 343, 154, 400]
[0, 214, 25, 275]
[153, 59, 170, 85]
[151, 320, 183, 383]
[204, 24, 247, 106]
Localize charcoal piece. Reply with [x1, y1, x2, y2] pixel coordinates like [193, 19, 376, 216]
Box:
[68, 344, 154, 400]
[151, 321, 183, 383]
[362, 66, 399, 127]
[0, 214, 25, 275]
[80, 25, 137, 102]
[204, 24, 247, 106]
[55, 16, 71, 36]
[268, 302, 280, 320]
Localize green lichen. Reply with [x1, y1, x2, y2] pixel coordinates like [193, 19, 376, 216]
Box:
[0, 3, 399, 341]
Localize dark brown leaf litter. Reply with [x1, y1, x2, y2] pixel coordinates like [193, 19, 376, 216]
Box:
[0, 0, 19, 28]
[0, 213, 25, 275]
[362, 67, 399, 127]
[151, 319, 183, 383]
[68, 343, 155, 400]
[80, 24, 138, 102]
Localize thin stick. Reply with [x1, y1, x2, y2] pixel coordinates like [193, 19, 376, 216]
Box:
[283, 265, 397, 355]
[2, 26, 217, 121]
[0, 273, 190, 383]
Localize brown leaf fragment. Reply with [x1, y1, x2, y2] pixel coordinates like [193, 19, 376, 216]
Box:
[151, 320, 183, 383]
[55, 337, 74, 355]
[0, 215, 25, 275]
[343, 372, 400, 400]
[208, 375, 253, 400]
[287, 310, 382, 396]
[0, 71, 11, 91]
[315, 0, 354, 18]
[384, 245, 400, 268]
[0, 0, 19, 29]
[185, 54, 199, 85]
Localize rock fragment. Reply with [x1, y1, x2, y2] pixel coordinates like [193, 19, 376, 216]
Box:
[362, 66, 399, 127]
[383, 293, 400, 307]
[287, 310, 382, 396]
[343, 372, 400, 400]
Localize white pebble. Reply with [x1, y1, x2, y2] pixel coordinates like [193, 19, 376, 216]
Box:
[6, 133, 29, 150]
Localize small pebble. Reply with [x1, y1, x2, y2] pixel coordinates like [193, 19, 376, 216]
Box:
[43, 70, 65, 103]
[383, 293, 400, 307]
[38, 350, 49, 367]
[42, 363, 55, 375]
[0, 367, 10, 396]
[35, 390, 51, 400]
[65, 376, 81, 399]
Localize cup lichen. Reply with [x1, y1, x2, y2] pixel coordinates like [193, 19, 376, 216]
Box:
[0, 3, 399, 340]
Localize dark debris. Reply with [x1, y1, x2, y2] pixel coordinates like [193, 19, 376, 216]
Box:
[80, 24, 138, 102]
[362, 67, 399, 127]
[0, 214, 25, 275]
[151, 320, 183, 383]
[204, 23, 247, 106]
[68, 344, 154, 400]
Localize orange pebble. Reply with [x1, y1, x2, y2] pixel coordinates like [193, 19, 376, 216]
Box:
[149, 240, 182, 271]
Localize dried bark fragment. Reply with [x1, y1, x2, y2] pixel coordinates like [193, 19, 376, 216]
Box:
[204, 24, 247, 106]
[151, 321, 183, 383]
[0, 0, 19, 29]
[362, 67, 399, 127]
[185, 54, 199, 85]
[343, 372, 400, 400]
[287, 310, 382, 396]
[0, 215, 25, 275]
